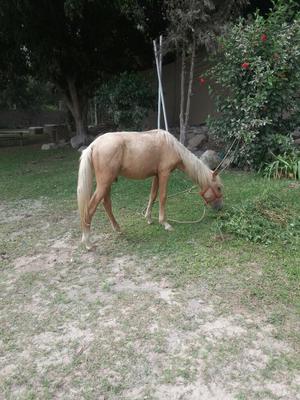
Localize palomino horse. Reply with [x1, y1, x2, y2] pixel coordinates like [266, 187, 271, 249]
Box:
[77, 129, 223, 249]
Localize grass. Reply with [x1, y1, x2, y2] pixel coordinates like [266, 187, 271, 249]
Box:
[0, 144, 299, 311]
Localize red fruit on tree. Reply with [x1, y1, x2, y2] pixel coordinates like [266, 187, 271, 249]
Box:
[261, 33, 267, 42]
[241, 62, 250, 69]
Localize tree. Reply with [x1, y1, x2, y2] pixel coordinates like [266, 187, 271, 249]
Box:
[96, 71, 155, 130]
[0, 1, 28, 106]
[9, 0, 155, 144]
[0, 76, 59, 111]
[164, 0, 248, 144]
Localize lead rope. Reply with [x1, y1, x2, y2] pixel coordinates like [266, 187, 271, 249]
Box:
[168, 206, 206, 224]
[163, 139, 240, 224]
[139, 185, 206, 225]
[138, 138, 240, 225]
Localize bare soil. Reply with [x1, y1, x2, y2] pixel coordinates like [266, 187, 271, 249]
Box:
[0, 199, 299, 400]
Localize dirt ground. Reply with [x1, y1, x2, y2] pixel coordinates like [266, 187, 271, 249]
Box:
[0, 199, 299, 400]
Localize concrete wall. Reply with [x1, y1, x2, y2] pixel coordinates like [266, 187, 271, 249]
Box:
[0, 109, 66, 129]
[146, 50, 216, 129]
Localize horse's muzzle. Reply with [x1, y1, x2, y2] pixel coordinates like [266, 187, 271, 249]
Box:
[211, 199, 223, 211]
[200, 185, 223, 210]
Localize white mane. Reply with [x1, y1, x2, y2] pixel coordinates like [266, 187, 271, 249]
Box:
[157, 129, 213, 188]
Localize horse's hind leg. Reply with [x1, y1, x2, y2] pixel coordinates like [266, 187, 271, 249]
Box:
[145, 176, 158, 224]
[82, 184, 110, 249]
[103, 190, 121, 232]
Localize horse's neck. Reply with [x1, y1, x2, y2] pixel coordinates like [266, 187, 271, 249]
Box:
[179, 147, 211, 188]
[159, 130, 212, 188]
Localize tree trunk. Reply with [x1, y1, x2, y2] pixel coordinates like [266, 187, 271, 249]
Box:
[184, 35, 196, 136]
[179, 48, 186, 144]
[65, 77, 89, 145]
[179, 37, 196, 146]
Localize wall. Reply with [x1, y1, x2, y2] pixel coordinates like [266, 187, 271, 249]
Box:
[0, 109, 66, 129]
[145, 49, 216, 129]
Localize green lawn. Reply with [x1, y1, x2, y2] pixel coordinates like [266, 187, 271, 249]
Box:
[1, 145, 299, 399]
[1, 145, 299, 308]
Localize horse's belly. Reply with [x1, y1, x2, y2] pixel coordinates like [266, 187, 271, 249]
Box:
[119, 165, 157, 179]
[119, 147, 160, 179]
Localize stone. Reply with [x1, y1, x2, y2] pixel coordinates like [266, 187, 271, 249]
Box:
[292, 128, 300, 139]
[193, 149, 204, 158]
[41, 143, 57, 150]
[200, 150, 221, 170]
[294, 138, 300, 146]
[70, 135, 85, 149]
[186, 125, 209, 140]
[187, 133, 208, 150]
[78, 146, 88, 153]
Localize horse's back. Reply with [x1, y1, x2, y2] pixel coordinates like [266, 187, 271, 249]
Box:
[92, 130, 164, 157]
[90, 130, 179, 180]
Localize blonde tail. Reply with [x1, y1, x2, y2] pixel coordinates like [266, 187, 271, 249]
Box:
[77, 146, 93, 232]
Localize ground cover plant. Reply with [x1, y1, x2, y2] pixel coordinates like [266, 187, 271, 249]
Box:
[0, 146, 299, 399]
[218, 192, 300, 245]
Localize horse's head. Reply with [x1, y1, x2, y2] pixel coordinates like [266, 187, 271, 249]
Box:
[200, 170, 223, 210]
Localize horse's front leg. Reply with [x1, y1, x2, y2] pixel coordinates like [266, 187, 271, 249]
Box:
[158, 172, 173, 231]
[145, 175, 159, 224]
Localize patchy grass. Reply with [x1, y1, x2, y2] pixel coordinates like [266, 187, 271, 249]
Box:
[1, 145, 299, 307]
[0, 145, 299, 399]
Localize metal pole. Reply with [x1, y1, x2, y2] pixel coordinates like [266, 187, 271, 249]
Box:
[94, 97, 98, 126]
[153, 38, 168, 132]
[157, 35, 162, 130]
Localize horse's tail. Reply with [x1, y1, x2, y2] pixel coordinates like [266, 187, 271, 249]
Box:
[77, 145, 93, 229]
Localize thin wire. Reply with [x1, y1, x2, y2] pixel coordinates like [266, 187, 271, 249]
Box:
[217, 139, 241, 174]
[214, 137, 238, 172]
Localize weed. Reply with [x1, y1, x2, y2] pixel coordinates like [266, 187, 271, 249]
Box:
[263, 152, 300, 180]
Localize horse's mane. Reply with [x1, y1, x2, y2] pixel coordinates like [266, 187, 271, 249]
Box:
[156, 129, 213, 188]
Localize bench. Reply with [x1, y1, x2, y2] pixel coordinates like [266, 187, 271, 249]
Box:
[0, 129, 29, 146]
[0, 127, 44, 146]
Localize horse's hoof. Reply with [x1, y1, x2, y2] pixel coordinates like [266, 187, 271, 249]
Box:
[147, 219, 153, 225]
[113, 225, 121, 233]
[82, 238, 94, 250]
[84, 242, 95, 251]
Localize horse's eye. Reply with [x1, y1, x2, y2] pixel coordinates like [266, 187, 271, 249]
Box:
[217, 186, 221, 192]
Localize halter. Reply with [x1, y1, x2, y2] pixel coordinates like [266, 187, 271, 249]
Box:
[200, 185, 223, 205]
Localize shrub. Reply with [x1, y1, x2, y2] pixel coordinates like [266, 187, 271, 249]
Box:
[96, 71, 155, 130]
[207, 0, 300, 169]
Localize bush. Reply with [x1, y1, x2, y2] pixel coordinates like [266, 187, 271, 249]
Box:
[96, 71, 155, 130]
[207, 0, 300, 169]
